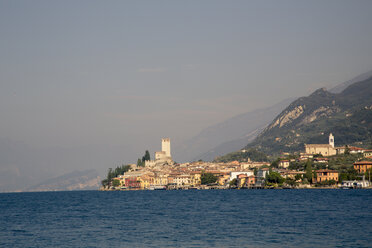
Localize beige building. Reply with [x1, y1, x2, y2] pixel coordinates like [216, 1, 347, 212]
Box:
[314, 169, 339, 183]
[279, 160, 290, 168]
[145, 138, 173, 167]
[305, 133, 337, 156]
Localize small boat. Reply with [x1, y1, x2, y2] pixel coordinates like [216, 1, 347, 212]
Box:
[149, 185, 166, 190]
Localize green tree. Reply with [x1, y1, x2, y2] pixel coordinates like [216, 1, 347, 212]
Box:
[137, 158, 144, 167]
[107, 168, 113, 185]
[101, 178, 109, 187]
[144, 150, 151, 161]
[344, 145, 350, 155]
[285, 178, 297, 187]
[112, 179, 120, 187]
[201, 172, 218, 185]
[265, 171, 284, 184]
[295, 174, 302, 181]
[305, 160, 313, 183]
[104, 165, 131, 186]
[270, 158, 280, 168]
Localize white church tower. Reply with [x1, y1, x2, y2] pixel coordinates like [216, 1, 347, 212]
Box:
[162, 138, 171, 157]
[329, 133, 334, 148]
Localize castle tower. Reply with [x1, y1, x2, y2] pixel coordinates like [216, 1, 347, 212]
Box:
[329, 133, 334, 148]
[161, 138, 171, 157]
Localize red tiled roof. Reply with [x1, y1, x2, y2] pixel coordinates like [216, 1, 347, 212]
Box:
[316, 169, 338, 173]
[354, 161, 372, 165]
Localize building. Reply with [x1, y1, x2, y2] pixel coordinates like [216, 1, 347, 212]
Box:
[349, 146, 366, 154]
[304, 133, 337, 156]
[125, 177, 141, 189]
[314, 169, 339, 183]
[255, 168, 270, 187]
[363, 150, 372, 158]
[237, 174, 256, 188]
[173, 174, 191, 187]
[280, 170, 305, 180]
[145, 138, 173, 167]
[229, 171, 254, 182]
[341, 180, 370, 189]
[279, 160, 290, 168]
[354, 161, 372, 173]
[161, 138, 171, 157]
[313, 157, 329, 163]
[240, 161, 270, 170]
[299, 153, 314, 161]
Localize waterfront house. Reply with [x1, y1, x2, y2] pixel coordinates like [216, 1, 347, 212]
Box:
[125, 177, 141, 189]
[255, 168, 270, 187]
[314, 169, 339, 183]
[229, 171, 254, 182]
[237, 174, 256, 188]
[353, 161, 372, 173]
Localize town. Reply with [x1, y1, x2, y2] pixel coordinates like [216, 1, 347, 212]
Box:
[100, 135, 372, 191]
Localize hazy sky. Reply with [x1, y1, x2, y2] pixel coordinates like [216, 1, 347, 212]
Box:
[1, 0, 372, 190]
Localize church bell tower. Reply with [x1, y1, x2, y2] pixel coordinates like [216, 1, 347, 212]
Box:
[329, 133, 334, 148]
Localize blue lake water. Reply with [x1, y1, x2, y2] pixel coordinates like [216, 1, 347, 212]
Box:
[0, 189, 371, 247]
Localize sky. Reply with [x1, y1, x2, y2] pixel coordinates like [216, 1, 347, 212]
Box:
[1, 0, 372, 191]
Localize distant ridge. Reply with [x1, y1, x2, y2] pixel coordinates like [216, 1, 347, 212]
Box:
[25, 169, 101, 192]
[174, 98, 295, 162]
[329, 69, 372, 94]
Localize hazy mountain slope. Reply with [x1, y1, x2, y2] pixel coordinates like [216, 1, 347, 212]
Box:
[329, 69, 372, 94]
[25, 169, 101, 192]
[174, 98, 295, 162]
[192, 126, 264, 162]
[245, 77, 372, 155]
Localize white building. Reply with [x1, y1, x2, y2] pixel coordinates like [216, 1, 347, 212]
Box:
[229, 171, 254, 182]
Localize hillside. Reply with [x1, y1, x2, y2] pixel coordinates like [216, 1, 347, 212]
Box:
[25, 169, 101, 192]
[244, 77, 372, 155]
[174, 98, 294, 162]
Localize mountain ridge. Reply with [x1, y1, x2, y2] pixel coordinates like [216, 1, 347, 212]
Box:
[244, 76, 372, 155]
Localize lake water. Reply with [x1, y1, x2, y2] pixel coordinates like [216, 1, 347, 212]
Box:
[0, 189, 371, 247]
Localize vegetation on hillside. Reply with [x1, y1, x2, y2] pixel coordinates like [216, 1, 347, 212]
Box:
[244, 77, 372, 155]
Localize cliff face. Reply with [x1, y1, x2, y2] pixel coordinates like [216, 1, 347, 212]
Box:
[245, 77, 372, 155]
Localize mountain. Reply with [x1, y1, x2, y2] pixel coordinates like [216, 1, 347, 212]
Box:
[174, 98, 295, 162]
[25, 169, 101, 192]
[244, 76, 372, 155]
[193, 127, 264, 162]
[329, 69, 372, 94]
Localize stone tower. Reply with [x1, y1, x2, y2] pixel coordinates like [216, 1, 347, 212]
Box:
[329, 133, 334, 148]
[162, 138, 171, 157]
